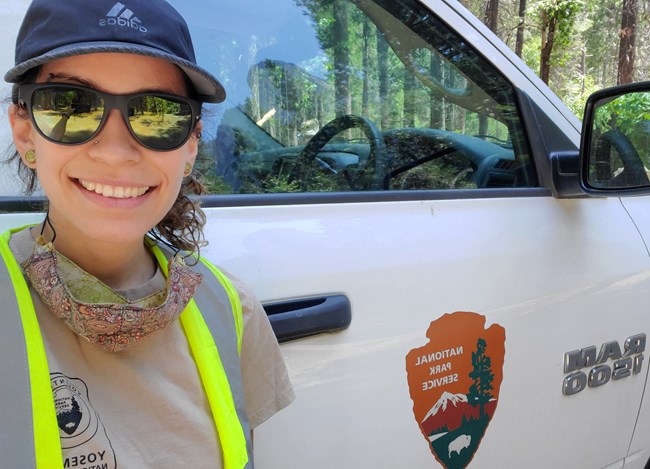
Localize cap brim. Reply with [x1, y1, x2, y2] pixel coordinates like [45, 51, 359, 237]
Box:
[4, 41, 226, 103]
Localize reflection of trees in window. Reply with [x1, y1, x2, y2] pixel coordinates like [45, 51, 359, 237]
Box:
[248, 60, 331, 146]
[214, 0, 534, 194]
[593, 92, 650, 170]
[390, 153, 476, 190]
[244, 0, 518, 143]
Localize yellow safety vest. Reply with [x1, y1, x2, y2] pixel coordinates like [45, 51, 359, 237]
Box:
[0, 226, 252, 469]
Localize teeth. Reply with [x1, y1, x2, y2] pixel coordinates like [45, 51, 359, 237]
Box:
[79, 180, 149, 198]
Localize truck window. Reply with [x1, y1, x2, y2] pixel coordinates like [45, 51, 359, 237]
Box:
[179, 0, 537, 194]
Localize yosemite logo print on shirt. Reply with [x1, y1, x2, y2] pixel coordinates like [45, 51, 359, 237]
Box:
[406, 312, 505, 469]
[99, 2, 147, 32]
[51, 373, 117, 469]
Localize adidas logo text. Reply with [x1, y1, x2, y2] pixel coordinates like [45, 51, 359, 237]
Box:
[99, 2, 147, 33]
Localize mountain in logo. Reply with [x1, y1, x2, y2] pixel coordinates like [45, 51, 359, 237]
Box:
[421, 391, 498, 436]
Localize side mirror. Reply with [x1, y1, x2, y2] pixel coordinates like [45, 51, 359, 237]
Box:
[581, 81, 650, 195]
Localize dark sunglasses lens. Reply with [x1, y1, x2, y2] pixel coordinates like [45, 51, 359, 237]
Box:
[127, 96, 194, 150]
[31, 87, 104, 143]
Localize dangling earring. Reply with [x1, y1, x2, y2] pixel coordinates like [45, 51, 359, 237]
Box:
[24, 150, 36, 164]
[183, 161, 193, 177]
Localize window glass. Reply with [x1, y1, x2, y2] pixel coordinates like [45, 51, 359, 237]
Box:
[171, 0, 537, 193]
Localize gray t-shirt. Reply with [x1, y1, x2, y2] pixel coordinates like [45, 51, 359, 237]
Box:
[10, 227, 294, 468]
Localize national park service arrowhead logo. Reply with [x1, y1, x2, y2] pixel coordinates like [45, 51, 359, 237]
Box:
[405, 312, 505, 468]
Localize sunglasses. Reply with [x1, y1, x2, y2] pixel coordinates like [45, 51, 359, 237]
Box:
[18, 83, 202, 151]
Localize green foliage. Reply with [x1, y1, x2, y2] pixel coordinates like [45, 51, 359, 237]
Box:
[391, 154, 477, 190]
[202, 176, 232, 194]
[193, 139, 230, 194]
[583, 0, 620, 89]
[560, 75, 600, 117]
[259, 174, 302, 193]
[521, 33, 542, 73]
[536, 0, 583, 48]
[594, 92, 650, 133]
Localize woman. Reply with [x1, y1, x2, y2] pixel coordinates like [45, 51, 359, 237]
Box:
[0, 0, 293, 467]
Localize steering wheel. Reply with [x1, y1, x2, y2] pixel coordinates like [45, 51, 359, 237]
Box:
[598, 129, 649, 187]
[297, 114, 386, 190]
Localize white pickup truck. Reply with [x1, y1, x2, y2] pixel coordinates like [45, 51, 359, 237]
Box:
[3, 0, 650, 468]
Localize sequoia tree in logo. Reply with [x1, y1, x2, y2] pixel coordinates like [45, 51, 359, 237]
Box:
[405, 312, 505, 468]
[57, 396, 82, 435]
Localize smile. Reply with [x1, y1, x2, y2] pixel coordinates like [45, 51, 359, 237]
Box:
[78, 179, 150, 198]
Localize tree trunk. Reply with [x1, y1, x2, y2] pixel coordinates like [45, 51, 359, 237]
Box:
[362, 19, 371, 117]
[478, 115, 488, 136]
[617, 0, 637, 85]
[484, 0, 500, 34]
[429, 53, 444, 129]
[483, 0, 499, 119]
[332, 3, 351, 116]
[376, 30, 390, 129]
[539, 9, 557, 84]
[581, 48, 586, 94]
[403, 68, 416, 127]
[249, 67, 261, 121]
[515, 0, 527, 58]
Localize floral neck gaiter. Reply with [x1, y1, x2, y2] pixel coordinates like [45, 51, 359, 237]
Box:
[21, 236, 203, 352]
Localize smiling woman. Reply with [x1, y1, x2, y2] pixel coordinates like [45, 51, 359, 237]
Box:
[0, 0, 293, 468]
[12, 54, 199, 254]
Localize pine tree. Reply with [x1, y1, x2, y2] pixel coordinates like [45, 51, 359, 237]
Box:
[467, 338, 495, 418]
[617, 0, 638, 84]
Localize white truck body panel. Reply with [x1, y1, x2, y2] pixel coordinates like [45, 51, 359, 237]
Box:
[198, 198, 650, 468]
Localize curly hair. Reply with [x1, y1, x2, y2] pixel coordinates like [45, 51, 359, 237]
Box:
[6, 69, 209, 257]
[152, 169, 208, 255]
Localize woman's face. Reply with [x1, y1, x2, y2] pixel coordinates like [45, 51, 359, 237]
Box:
[10, 53, 199, 247]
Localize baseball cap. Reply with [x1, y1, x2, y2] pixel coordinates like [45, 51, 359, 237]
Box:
[4, 0, 226, 103]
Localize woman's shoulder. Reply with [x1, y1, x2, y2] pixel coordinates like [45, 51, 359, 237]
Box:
[206, 264, 260, 317]
[6, 225, 34, 264]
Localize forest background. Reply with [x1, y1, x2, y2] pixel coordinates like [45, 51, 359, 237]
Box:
[464, 0, 642, 116]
